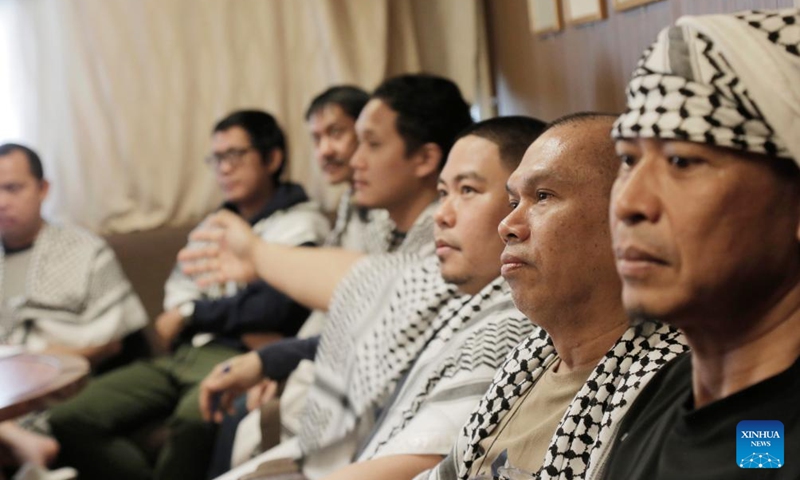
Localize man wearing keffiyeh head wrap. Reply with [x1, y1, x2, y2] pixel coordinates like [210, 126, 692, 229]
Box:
[604, 9, 800, 479]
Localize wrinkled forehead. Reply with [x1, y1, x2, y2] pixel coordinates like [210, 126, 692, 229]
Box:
[513, 124, 614, 188]
[507, 142, 579, 198]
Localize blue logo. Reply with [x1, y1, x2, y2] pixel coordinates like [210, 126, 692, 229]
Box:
[737, 420, 784, 469]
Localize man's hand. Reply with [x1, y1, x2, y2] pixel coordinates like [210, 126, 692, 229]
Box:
[246, 379, 279, 412]
[154, 309, 186, 347]
[199, 351, 264, 423]
[178, 211, 261, 287]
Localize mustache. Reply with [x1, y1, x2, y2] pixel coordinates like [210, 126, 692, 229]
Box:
[321, 157, 349, 166]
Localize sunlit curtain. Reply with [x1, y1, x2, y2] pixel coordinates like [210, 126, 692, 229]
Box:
[1, 0, 492, 233]
[0, 0, 22, 141]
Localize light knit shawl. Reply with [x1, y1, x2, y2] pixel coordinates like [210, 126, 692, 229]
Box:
[613, 9, 800, 164]
[0, 223, 146, 349]
[420, 321, 687, 480]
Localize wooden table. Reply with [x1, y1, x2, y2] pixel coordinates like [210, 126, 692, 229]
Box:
[0, 353, 90, 422]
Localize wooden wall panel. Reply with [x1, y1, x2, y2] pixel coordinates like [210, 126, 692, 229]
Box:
[486, 0, 795, 121]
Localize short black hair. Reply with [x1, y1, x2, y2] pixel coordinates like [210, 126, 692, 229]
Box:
[0, 143, 45, 180]
[455, 116, 547, 171]
[305, 86, 370, 121]
[372, 74, 473, 170]
[544, 111, 619, 133]
[213, 110, 287, 183]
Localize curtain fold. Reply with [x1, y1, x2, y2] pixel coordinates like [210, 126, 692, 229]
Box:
[2, 0, 492, 233]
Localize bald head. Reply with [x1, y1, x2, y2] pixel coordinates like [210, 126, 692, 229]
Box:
[499, 114, 621, 326]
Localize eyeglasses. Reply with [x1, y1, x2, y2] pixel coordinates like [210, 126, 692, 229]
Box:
[205, 147, 255, 168]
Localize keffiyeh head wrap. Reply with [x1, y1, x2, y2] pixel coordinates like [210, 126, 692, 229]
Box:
[613, 9, 800, 164]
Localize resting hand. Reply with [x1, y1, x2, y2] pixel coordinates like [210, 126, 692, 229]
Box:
[154, 309, 186, 347]
[246, 379, 279, 412]
[178, 210, 260, 287]
[199, 351, 264, 423]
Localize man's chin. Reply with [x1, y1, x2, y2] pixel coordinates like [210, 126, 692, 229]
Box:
[352, 192, 380, 209]
[624, 303, 667, 325]
[440, 269, 471, 287]
[324, 168, 352, 185]
[221, 190, 243, 203]
[327, 175, 351, 186]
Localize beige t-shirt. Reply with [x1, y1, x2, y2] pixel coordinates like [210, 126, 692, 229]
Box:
[471, 358, 594, 477]
[2, 248, 32, 303]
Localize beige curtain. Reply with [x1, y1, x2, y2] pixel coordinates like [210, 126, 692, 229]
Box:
[2, 0, 492, 233]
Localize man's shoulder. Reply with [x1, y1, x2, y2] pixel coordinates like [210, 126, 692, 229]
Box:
[277, 199, 327, 218]
[253, 200, 330, 244]
[615, 352, 691, 437]
[40, 223, 108, 252]
[253, 199, 327, 227]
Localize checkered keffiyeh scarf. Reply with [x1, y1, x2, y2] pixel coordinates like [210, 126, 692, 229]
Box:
[298, 254, 519, 456]
[0, 223, 133, 329]
[613, 9, 800, 163]
[419, 321, 687, 480]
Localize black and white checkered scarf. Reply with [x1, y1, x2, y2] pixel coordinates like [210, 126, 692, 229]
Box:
[613, 9, 800, 163]
[419, 321, 687, 480]
[0, 223, 141, 345]
[297, 255, 526, 458]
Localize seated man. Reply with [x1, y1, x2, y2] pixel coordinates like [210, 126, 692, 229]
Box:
[208, 85, 376, 476]
[0, 143, 148, 468]
[203, 74, 476, 472]
[48, 110, 330, 480]
[307, 85, 374, 254]
[184, 116, 547, 480]
[602, 9, 800, 479]
[386, 115, 689, 480]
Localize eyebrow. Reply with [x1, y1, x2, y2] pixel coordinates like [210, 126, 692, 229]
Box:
[213, 145, 250, 153]
[326, 123, 346, 133]
[357, 127, 376, 139]
[438, 171, 488, 185]
[506, 170, 563, 195]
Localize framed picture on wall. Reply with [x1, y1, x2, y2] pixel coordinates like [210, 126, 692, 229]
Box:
[563, 0, 607, 25]
[612, 0, 664, 11]
[527, 0, 562, 34]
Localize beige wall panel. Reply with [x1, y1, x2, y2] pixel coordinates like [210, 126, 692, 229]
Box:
[487, 0, 795, 120]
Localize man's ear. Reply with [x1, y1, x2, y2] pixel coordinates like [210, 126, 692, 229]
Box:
[266, 149, 284, 177]
[796, 211, 800, 244]
[413, 142, 443, 179]
[38, 179, 50, 202]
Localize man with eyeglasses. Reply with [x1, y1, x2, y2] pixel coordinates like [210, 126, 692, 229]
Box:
[48, 110, 330, 480]
[205, 86, 373, 478]
[195, 75, 473, 475]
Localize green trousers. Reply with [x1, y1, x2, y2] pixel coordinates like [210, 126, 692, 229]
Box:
[49, 343, 241, 480]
